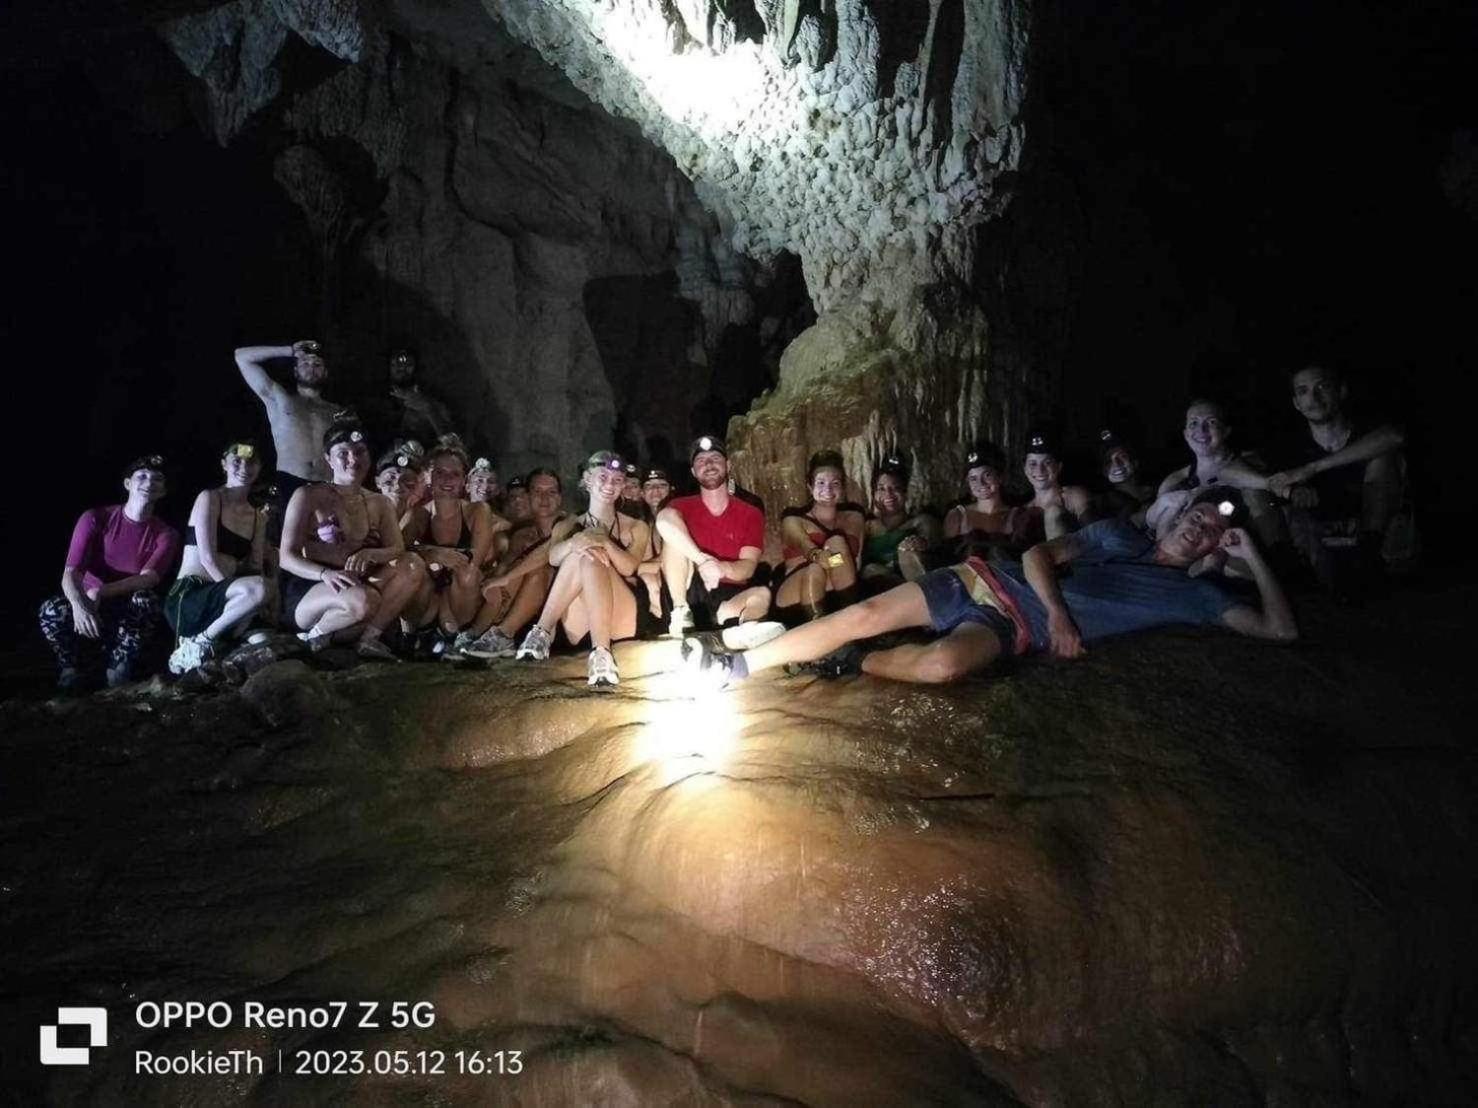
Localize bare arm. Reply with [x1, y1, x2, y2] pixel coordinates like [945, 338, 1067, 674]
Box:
[191, 490, 229, 583]
[278, 488, 326, 582]
[943, 504, 967, 539]
[1021, 533, 1087, 658]
[1216, 529, 1297, 642]
[781, 514, 821, 560]
[234, 344, 293, 402]
[598, 520, 648, 578]
[1268, 425, 1405, 497]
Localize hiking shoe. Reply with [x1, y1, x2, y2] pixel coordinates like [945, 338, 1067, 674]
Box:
[168, 633, 215, 675]
[296, 629, 333, 653]
[356, 635, 399, 662]
[667, 604, 694, 640]
[680, 636, 738, 691]
[786, 643, 865, 679]
[515, 624, 553, 661]
[444, 630, 476, 659]
[720, 620, 786, 651]
[462, 627, 517, 659]
[587, 646, 620, 687]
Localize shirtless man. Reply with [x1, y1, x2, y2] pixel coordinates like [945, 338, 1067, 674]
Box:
[656, 434, 776, 643]
[234, 340, 342, 534]
[1267, 364, 1409, 588]
[460, 468, 565, 658]
[684, 489, 1296, 688]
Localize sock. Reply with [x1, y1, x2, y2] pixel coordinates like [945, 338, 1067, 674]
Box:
[728, 653, 749, 680]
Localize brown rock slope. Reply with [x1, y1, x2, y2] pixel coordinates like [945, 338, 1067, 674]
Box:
[2, 592, 1474, 1103]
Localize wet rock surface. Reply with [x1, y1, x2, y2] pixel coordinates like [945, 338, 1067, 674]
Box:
[3, 590, 1475, 1103]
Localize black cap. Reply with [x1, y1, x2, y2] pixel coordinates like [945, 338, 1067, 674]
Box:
[121, 454, 167, 479]
[642, 467, 670, 484]
[324, 423, 368, 451]
[505, 476, 527, 492]
[963, 442, 1006, 473]
[1024, 430, 1057, 457]
[689, 434, 727, 461]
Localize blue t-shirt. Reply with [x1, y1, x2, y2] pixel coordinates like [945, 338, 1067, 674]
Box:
[992, 519, 1236, 651]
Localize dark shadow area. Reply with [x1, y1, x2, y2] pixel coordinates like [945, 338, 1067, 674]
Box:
[1034, 0, 1478, 550]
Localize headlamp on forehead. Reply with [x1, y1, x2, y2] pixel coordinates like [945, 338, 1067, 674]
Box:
[1099, 429, 1115, 443]
[396, 454, 409, 467]
[966, 450, 980, 465]
[604, 456, 625, 472]
[643, 468, 669, 484]
[391, 350, 413, 365]
[226, 443, 255, 460]
[1030, 434, 1046, 449]
[472, 457, 492, 472]
[1217, 499, 1235, 517]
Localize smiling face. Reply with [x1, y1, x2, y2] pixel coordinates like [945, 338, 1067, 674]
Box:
[872, 473, 905, 515]
[326, 440, 370, 485]
[1103, 446, 1136, 485]
[222, 450, 261, 489]
[1160, 501, 1229, 563]
[123, 468, 167, 504]
[376, 466, 414, 503]
[691, 450, 728, 491]
[1291, 366, 1345, 424]
[466, 470, 496, 503]
[1023, 453, 1060, 492]
[503, 486, 531, 521]
[809, 465, 844, 506]
[528, 475, 562, 521]
[1183, 402, 1228, 458]
[641, 478, 671, 510]
[966, 464, 1004, 503]
[430, 456, 467, 499]
[585, 463, 626, 505]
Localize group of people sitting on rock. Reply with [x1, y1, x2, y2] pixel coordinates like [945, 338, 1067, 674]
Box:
[40, 342, 1412, 692]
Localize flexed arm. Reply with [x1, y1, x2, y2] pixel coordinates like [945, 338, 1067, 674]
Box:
[234, 344, 294, 402]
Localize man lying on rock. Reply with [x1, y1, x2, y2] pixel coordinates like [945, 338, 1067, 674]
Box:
[683, 488, 1297, 687]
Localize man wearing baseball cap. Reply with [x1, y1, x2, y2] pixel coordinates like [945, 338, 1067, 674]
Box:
[655, 434, 781, 646]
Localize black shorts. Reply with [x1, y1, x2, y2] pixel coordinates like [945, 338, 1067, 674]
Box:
[278, 572, 318, 628]
[165, 576, 234, 638]
[684, 575, 755, 631]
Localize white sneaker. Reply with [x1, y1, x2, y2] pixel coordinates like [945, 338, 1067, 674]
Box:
[462, 627, 517, 659]
[587, 646, 619, 687]
[720, 620, 786, 651]
[667, 604, 694, 639]
[516, 624, 553, 661]
[168, 633, 214, 675]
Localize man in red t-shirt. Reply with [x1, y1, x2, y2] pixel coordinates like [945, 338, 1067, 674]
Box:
[656, 435, 778, 643]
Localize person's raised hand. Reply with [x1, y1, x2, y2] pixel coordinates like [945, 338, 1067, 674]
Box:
[1047, 610, 1085, 659]
[1218, 527, 1256, 558]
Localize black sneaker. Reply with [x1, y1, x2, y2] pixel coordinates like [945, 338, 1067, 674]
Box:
[785, 643, 865, 679]
[680, 635, 738, 690]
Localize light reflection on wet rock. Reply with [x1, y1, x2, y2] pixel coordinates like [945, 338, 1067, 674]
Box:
[2, 622, 1475, 1103]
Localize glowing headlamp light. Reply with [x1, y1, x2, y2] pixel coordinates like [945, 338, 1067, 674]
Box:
[1217, 500, 1235, 517]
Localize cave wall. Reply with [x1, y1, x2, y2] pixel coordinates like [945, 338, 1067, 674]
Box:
[158, 0, 774, 477]
[155, 0, 1062, 510]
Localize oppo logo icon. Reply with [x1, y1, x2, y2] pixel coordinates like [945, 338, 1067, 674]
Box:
[39, 1007, 108, 1065]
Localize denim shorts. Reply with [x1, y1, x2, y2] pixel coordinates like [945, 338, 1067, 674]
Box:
[917, 566, 1018, 655]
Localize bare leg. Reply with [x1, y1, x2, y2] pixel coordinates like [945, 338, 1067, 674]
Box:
[533, 556, 587, 633]
[859, 621, 1001, 683]
[401, 572, 439, 632]
[775, 562, 826, 610]
[660, 534, 695, 609]
[1361, 452, 1402, 536]
[365, 554, 427, 636]
[496, 566, 552, 637]
[470, 583, 511, 635]
[717, 586, 771, 625]
[740, 582, 931, 675]
[821, 534, 858, 592]
[638, 565, 664, 619]
[294, 581, 377, 639]
[444, 563, 483, 633]
[202, 576, 267, 640]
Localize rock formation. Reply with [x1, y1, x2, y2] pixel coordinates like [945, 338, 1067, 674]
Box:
[4, 593, 1474, 1101]
[154, 0, 1066, 504]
